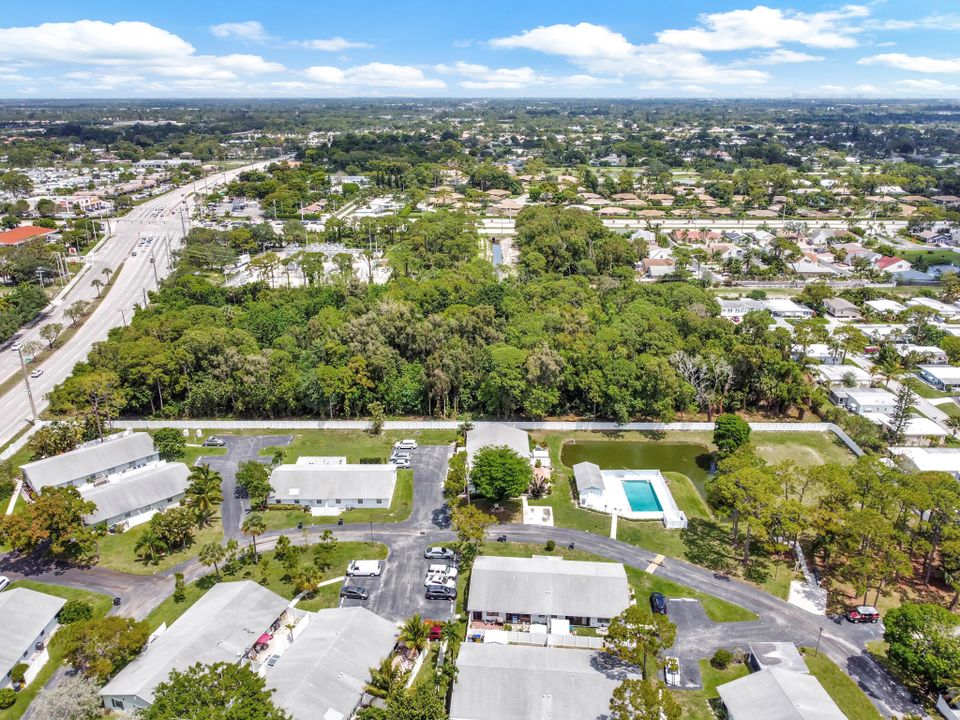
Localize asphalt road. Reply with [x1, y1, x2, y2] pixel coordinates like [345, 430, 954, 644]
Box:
[196, 435, 292, 541]
[0, 158, 280, 449]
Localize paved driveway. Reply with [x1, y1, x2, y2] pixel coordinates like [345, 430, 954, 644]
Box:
[195, 435, 291, 540]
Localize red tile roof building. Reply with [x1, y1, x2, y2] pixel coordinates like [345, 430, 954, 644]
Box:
[0, 226, 56, 247]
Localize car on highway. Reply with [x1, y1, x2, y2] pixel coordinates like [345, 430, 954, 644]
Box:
[394, 439, 418, 450]
[30, 368, 43, 379]
[339, 585, 370, 601]
[424, 546, 456, 560]
[845, 605, 881, 624]
[10, 341, 21, 351]
[202, 436, 226, 447]
[425, 584, 457, 601]
[649, 592, 667, 615]
[347, 560, 383, 577]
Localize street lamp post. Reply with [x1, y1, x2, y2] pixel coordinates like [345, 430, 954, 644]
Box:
[17, 347, 38, 424]
[120, 308, 127, 327]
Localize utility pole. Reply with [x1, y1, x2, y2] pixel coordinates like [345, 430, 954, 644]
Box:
[17, 347, 38, 424]
[149, 252, 160, 284]
[814, 626, 823, 657]
[142, 287, 149, 307]
[120, 308, 127, 327]
[179, 206, 187, 236]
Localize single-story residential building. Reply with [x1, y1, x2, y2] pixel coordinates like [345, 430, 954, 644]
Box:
[101, 581, 293, 713]
[889, 446, 960, 478]
[82, 462, 190, 529]
[871, 415, 947, 445]
[917, 365, 960, 393]
[449, 643, 639, 720]
[897, 345, 948, 365]
[641, 257, 675, 278]
[835, 387, 897, 415]
[719, 298, 766, 323]
[797, 344, 839, 365]
[813, 364, 871, 388]
[764, 298, 815, 319]
[823, 297, 860, 319]
[265, 606, 397, 720]
[906, 297, 960, 319]
[21, 431, 158, 493]
[268, 462, 396, 514]
[0, 588, 66, 689]
[864, 299, 907, 315]
[467, 555, 630, 628]
[466, 423, 530, 466]
[875, 256, 912, 274]
[717, 668, 846, 720]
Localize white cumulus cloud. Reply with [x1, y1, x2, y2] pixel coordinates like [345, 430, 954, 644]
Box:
[294, 37, 373, 51]
[859, 53, 960, 73]
[209, 21, 269, 42]
[305, 63, 444, 89]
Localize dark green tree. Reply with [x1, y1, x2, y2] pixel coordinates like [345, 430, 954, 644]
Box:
[469, 445, 532, 502]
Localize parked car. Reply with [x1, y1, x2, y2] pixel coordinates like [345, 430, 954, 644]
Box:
[30, 368, 43, 378]
[428, 624, 444, 641]
[10, 341, 21, 351]
[340, 585, 369, 600]
[649, 592, 667, 615]
[347, 560, 383, 577]
[846, 605, 881, 624]
[424, 564, 458, 586]
[203, 436, 226, 447]
[394, 439, 418, 450]
[424, 546, 456, 560]
[425, 585, 457, 600]
[266, 654, 281, 667]
[0, 575, 9, 592]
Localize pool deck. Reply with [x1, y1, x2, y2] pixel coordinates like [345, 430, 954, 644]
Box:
[579, 468, 687, 528]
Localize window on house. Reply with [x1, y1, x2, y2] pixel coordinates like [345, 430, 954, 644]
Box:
[335, 499, 341, 504]
[376, 499, 383, 504]
[357, 499, 363, 504]
[293, 499, 300, 504]
[111, 699, 125, 710]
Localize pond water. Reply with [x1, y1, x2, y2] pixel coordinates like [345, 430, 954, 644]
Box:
[491, 241, 503, 266]
[560, 441, 715, 486]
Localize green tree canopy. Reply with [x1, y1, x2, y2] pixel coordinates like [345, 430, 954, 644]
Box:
[469, 445, 533, 502]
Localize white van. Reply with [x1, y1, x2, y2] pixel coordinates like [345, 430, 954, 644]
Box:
[347, 560, 383, 577]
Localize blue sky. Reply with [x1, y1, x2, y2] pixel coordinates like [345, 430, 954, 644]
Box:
[2, 1, 960, 98]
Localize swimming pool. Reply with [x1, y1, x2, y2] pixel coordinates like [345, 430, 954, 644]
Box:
[621, 480, 663, 513]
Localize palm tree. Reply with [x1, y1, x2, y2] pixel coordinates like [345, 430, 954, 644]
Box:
[241, 512, 267, 560]
[91, 278, 103, 298]
[101, 267, 113, 285]
[292, 564, 323, 594]
[185, 464, 223, 527]
[399, 614, 429, 653]
[199, 541, 226, 579]
[135, 531, 167, 564]
[947, 416, 960, 439]
[878, 358, 903, 389]
[366, 656, 407, 698]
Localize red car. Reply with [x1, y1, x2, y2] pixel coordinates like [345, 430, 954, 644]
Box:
[846, 605, 881, 623]
[428, 624, 443, 641]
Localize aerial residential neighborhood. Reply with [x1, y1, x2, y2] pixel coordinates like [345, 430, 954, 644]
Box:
[1, 3, 960, 720]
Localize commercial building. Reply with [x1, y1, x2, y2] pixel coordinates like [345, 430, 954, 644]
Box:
[450, 644, 638, 720]
[467, 556, 630, 628]
[0, 225, 57, 247]
[0, 588, 66, 689]
[268, 461, 396, 515]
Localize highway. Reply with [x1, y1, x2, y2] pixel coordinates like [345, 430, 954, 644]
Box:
[0, 159, 277, 449]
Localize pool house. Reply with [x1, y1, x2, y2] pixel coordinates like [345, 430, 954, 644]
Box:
[573, 462, 687, 528]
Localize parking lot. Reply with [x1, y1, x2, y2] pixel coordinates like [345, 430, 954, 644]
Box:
[337, 552, 458, 621]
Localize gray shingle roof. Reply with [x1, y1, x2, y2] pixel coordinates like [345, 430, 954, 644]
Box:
[100, 582, 289, 704]
[83, 462, 190, 526]
[450, 644, 639, 720]
[717, 668, 846, 720]
[0, 588, 66, 677]
[466, 556, 630, 619]
[466, 424, 530, 461]
[21, 432, 157, 490]
[267, 607, 397, 720]
[269, 464, 396, 501]
[573, 462, 604, 492]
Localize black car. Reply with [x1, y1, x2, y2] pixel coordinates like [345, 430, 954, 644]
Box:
[340, 585, 369, 601]
[203, 436, 226, 447]
[649, 592, 667, 615]
[425, 585, 457, 601]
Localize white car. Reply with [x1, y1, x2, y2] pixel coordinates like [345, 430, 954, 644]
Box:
[424, 565, 458, 586]
[10, 341, 21, 351]
[30, 368, 43, 378]
[347, 560, 383, 577]
[424, 576, 456, 589]
[394, 439, 418, 450]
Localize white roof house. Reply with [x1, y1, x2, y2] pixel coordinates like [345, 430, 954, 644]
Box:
[890, 447, 960, 477]
[719, 298, 766, 322]
[0, 588, 66, 689]
[268, 463, 396, 511]
[450, 643, 639, 720]
[101, 582, 291, 712]
[717, 668, 846, 720]
[871, 416, 947, 444]
[764, 298, 815, 318]
[813, 364, 871, 387]
[266, 607, 397, 720]
[906, 297, 960, 318]
[864, 299, 907, 315]
[82, 462, 190, 528]
[917, 365, 960, 392]
[21, 431, 158, 492]
[836, 387, 897, 415]
[896, 345, 948, 364]
[467, 556, 630, 624]
[466, 423, 530, 465]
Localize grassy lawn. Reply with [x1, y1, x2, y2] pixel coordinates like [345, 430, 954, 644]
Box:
[670, 659, 750, 720]
[904, 376, 956, 400]
[97, 519, 223, 575]
[479, 542, 757, 623]
[146, 540, 388, 632]
[180, 444, 227, 466]
[801, 647, 884, 720]
[0, 582, 113, 720]
[257, 429, 456, 463]
[260, 469, 414, 531]
[750, 431, 856, 467]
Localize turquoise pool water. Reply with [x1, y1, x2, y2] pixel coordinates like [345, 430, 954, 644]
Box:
[622, 480, 663, 513]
